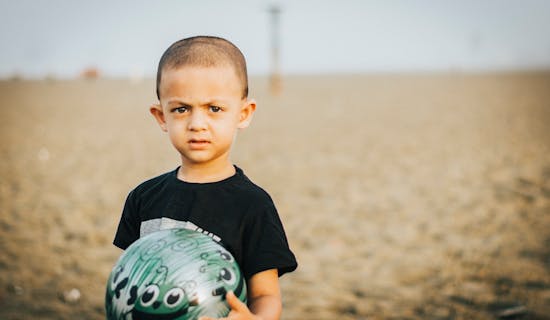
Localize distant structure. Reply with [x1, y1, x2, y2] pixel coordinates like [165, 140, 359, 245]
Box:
[268, 5, 282, 95]
[80, 67, 100, 80]
[8, 72, 23, 82]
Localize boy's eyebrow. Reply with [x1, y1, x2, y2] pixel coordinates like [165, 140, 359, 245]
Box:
[165, 97, 230, 106]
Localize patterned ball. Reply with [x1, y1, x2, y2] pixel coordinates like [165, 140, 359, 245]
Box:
[105, 228, 247, 319]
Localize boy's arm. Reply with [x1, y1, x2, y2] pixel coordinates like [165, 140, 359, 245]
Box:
[200, 268, 282, 320]
[246, 268, 282, 320]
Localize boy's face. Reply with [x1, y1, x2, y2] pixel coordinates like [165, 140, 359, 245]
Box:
[151, 65, 255, 169]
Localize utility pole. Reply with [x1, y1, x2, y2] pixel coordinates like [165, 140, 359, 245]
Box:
[268, 4, 282, 95]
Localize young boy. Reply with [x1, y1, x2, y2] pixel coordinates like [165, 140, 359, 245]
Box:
[113, 36, 297, 320]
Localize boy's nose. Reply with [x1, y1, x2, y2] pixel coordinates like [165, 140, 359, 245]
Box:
[188, 110, 208, 131]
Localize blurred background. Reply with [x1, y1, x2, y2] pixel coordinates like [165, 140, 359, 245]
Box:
[1, 0, 549, 319]
[2, 0, 550, 78]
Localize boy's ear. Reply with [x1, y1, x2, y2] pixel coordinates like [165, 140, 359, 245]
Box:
[149, 103, 167, 132]
[237, 99, 256, 129]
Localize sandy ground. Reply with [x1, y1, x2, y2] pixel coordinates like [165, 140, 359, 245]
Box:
[0, 73, 549, 319]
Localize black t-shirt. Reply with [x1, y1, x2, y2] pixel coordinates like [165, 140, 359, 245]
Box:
[113, 166, 297, 279]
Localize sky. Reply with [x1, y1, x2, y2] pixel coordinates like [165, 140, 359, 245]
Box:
[1, 0, 550, 78]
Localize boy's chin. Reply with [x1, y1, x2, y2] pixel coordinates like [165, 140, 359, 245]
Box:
[181, 156, 212, 166]
[180, 152, 219, 166]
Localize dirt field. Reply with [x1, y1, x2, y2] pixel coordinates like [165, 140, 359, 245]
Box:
[1, 72, 549, 319]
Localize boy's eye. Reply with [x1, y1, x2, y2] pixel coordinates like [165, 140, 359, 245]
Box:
[209, 106, 222, 113]
[173, 106, 189, 113]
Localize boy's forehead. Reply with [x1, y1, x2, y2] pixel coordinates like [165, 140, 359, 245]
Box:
[159, 65, 244, 101]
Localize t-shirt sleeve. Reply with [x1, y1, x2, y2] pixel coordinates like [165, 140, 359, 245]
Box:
[113, 189, 140, 250]
[242, 203, 298, 279]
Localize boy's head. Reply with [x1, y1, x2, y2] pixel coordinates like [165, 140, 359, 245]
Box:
[150, 36, 256, 175]
[156, 36, 248, 101]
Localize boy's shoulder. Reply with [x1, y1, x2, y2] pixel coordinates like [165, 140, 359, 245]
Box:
[230, 167, 274, 205]
[131, 168, 177, 194]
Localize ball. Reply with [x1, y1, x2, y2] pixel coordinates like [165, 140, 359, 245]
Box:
[105, 228, 247, 319]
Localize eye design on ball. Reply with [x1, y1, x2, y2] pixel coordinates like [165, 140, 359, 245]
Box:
[218, 267, 236, 285]
[141, 284, 160, 307]
[164, 288, 185, 308]
[219, 250, 234, 262]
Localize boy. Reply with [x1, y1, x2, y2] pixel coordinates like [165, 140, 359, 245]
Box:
[113, 36, 297, 320]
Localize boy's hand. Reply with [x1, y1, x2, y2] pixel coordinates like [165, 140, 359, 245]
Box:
[199, 291, 260, 320]
[201, 269, 280, 320]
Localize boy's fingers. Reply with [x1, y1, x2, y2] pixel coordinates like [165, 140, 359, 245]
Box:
[198, 292, 245, 320]
[226, 291, 247, 312]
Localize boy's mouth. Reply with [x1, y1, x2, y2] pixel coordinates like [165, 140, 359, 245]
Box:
[188, 139, 210, 149]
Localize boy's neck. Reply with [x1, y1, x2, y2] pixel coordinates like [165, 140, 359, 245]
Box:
[177, 161, 236, 183]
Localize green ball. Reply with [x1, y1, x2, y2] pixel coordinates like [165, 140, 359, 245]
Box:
[105, 228, 247, 319]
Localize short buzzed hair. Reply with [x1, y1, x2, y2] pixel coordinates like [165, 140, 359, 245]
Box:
[156, 36, 248, 100]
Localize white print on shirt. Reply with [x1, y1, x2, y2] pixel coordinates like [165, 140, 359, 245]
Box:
[140, 217, 222, 242]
